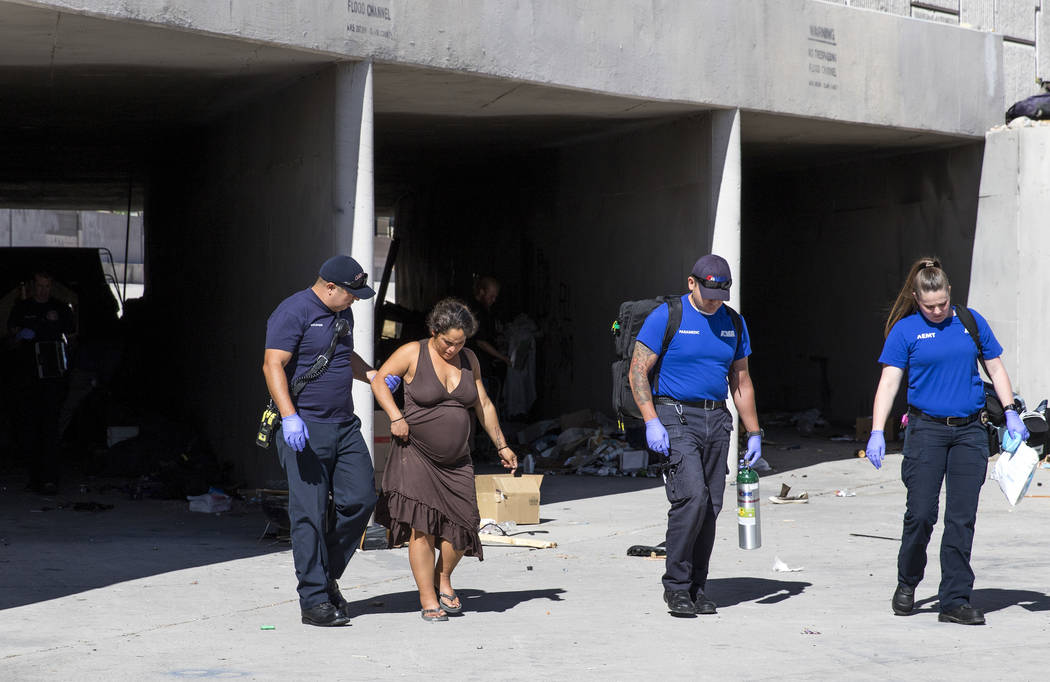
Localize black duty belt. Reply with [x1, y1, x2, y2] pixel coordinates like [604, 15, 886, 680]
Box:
[655, 397, 726, 410]
[908, 407, 981, 427]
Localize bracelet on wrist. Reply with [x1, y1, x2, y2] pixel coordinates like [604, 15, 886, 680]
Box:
[498, 445, 511, 451]
[392, 417, 405, 424]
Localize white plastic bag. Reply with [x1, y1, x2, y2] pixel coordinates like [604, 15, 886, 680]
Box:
[187, 492, 232, 513]
[991, 442, 1039, 506]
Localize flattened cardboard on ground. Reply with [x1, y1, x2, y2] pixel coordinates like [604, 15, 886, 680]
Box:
[856, 416, 898, 442]
[475, 474, 544, 524]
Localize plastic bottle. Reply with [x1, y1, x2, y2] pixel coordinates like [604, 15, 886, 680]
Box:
[737, 465, 761, 550]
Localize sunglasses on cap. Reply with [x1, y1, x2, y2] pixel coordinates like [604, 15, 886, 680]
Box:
[694, 275, 731, 291]
[333, 272, 369, 292]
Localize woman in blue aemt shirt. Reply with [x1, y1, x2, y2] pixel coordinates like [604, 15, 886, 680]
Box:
[865, 258, 1028, 626]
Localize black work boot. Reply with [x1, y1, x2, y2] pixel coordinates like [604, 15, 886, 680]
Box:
[301, 601, 350, 627]
[938, 603, 985, 625]
[663, 590, 696, 616]
[891, 584, 915, 615]
[327, 580, 349, 616]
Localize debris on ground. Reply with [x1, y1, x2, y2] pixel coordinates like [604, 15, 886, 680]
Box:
[768, 484, 808, 504]
[626, 543, 667, 557]
[187, 488, 232, 513]
[835, 489, 856, 497]
[772, 556, 804, 572]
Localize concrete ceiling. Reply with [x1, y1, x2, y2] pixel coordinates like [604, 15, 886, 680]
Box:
[0, 1, 975, 208]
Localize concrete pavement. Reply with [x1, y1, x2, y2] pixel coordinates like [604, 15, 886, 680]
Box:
[2, 432, 1050, 680]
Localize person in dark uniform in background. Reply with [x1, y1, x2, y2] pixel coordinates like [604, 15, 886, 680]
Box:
[262, 255, 399, 627]
[467, 276, 510, 400]
[865, 257, 1027, 626]
[629, 254, 762, 617]
[7, 271, 76, 494]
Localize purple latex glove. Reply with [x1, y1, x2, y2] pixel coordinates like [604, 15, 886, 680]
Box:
[1004, 409, 1030, 442]
[742, 434, 762, 467]
[644, 417, 669, 455]
[282, 413, 310, 452]
[384, 374, 402, 392]
[865, 430, 885, 470]
[15, 328, 35, 341]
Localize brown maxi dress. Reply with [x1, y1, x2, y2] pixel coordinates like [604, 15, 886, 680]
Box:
[375, 341, 484, 559]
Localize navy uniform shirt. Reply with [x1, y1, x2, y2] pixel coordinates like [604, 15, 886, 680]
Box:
[879, 306, 1001, 418]
[636, 295, 751, 402]
[265, 288, 356, 422]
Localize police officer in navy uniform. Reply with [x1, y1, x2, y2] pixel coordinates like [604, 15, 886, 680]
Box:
[7, 271, 76, 494]
[865, 257, 1027, 626]
[629, 254, 762, 616]
[263, 255, 399, 627]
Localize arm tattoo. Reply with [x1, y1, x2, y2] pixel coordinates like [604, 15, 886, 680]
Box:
[629, 344, 658, 407]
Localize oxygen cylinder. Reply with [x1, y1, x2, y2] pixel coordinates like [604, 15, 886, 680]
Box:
[737, 465, 761, 550]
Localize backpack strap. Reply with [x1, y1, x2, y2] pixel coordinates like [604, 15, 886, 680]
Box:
[651, 296, 682, 395]
[953, 305, 991, 380]
[723, 304, 743, 360]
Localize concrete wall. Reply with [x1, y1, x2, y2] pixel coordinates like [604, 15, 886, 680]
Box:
[828, 0, 1046, 112]
[742, 142, 985, 423]
[146, 67, 336, 486]
[24, 0, 1003, 136]
[970, 123, 1050, 403]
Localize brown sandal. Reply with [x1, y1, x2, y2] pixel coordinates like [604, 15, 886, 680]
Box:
[421, 608, 448, 622]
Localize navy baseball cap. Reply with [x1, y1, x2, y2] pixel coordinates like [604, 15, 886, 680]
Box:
[690, 254, 732, 301]
[319, 255, 376, 299]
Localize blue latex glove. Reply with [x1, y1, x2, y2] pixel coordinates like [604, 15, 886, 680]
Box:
[865, 430, 885, 470]
[15, 328, 35, 341]
[282, 413, 310, 452]
[1002, 430, 1023, 454]
[644, 417, 669, 455]
[384, 374, 402, 392]
[1004, 409, 1030, 443]
[742, 434, 762, 467]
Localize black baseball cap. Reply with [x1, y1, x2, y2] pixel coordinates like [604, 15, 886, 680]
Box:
[690, 254, 732, 301]
[319, 255, 376, 299]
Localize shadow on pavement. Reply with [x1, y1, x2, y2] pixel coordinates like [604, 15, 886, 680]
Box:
[912, 588, 1050, 615]
[0, 473, 288, 611]
[707, 576, 811, 607]
[344, 587, 566, 618]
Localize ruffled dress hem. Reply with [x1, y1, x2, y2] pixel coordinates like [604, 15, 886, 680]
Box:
[375, 488, 483, 560]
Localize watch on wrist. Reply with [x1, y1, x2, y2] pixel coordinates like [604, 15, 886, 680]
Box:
[746, 428, 765, 439]
[1006, 401, 1023, 414]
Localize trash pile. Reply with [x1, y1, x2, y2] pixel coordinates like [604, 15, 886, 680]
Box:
[512, 409, 653, 476]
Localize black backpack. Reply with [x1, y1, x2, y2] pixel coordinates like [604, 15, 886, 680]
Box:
[611, 296, 742, 424]
[1005, 92, 1050, 124]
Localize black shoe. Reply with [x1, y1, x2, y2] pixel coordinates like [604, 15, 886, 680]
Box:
[301, 601, 350, 627]
[663, 590, 696, 616]
[694, 594, 717, 615]
[327, 580, 348, 613]
[891, 584, 915, 615]
[938, 603, 985, 625]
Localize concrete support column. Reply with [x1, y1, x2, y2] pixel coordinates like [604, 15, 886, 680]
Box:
[970, 125, 1050, 399]
[334, 59, 376, 458]
[709, 108, 743, 477]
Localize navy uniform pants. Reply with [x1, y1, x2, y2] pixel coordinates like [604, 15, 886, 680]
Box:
[898, 417, 988, 612]
[278, 416, 378, 609]
[657, 403, 733, 595]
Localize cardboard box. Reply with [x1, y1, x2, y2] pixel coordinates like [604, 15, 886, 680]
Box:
[856, 416, 898, 442]
[475, 474, 544, 525]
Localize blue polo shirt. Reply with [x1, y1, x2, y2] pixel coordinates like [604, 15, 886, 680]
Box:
[636, 295, 751, 402]
[879, 306, 1002, 418]
[265, 288, 356, 422]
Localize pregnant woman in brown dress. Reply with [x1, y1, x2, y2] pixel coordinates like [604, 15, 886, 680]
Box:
[371, 298, 517, 622]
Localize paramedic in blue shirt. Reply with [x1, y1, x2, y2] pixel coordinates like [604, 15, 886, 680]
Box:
[865, 257, 1028, 626]
[629, 254, 762, 617]
[263, 255, 399, 627]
